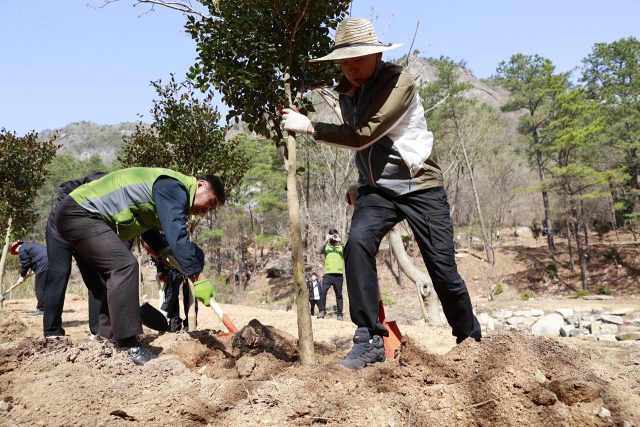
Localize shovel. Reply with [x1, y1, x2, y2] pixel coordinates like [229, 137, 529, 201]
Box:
[162, 253, 238, 337]
[378, 287, 402, 360]
[140, 302, 168, 332]
[0, 271, 35, 302]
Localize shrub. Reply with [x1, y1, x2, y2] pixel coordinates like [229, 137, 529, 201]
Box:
[492, 282, 504, 295]
[597, 285, 613, 295]
[570, 289, 591, 299]
[285, 295, 294, 311]
[520, 289, 535, 301]
[381, 290, 396, 306]
[597, 221, 611, 241]
[603, 246, 621, 264]
[545, 263, 559, 279]
[530, 221, 542, 243]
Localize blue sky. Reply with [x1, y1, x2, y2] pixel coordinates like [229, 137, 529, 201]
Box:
[1, 0, 638, 135]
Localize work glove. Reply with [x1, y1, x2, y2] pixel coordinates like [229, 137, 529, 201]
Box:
[15, 277, 24, 285]
[280, 108, 311, 135]
[194, 279, 217, 307]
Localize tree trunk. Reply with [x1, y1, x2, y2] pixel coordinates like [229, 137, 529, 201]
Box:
[566, 216, 575, 271]
[609, 197, 620, 242]
[389, 227, 442, 324]
[572, 209, 589, 291]
[388, 238, 394, 272]
[453, 111, 492, 264]
[580, 200, 591, 262]
[533, 129, 555, 251]
[298, 178, 315, 265]
[237, 228, 244, 290]
[0, 218, 12, 309]
[283, 57, 314, 365]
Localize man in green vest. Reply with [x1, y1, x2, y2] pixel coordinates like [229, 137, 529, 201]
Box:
[55, 167, 225, 365]
[316, 228, 345, 321]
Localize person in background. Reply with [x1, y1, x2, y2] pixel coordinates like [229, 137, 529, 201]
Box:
[10, 240, 49, 317]
[245, 266, 251, 284]
[42, 172, 108, 339]
[307, 272, 321, 316]
[316, 228, 345, 321]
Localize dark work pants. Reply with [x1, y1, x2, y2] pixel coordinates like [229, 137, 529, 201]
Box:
[346, 185, 481, 343]
[319, 273, 343, 315]
[43, 233, 105, 336]
[162, 269, 198, 330]
[34, 270, 48, 311]
[55, 197, 142, 341]
[309, 299, 319, 315]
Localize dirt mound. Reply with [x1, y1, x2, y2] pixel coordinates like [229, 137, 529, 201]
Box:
[232, 319, 299, 362]
[0, 310, 28, 341]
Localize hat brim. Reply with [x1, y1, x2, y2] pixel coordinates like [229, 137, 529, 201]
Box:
[309, 43, 404, 62]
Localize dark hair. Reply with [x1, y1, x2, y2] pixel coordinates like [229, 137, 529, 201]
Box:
[328, 228, 339, 235]
[197, 173, 226, 206]
[311, 272, 318, 277]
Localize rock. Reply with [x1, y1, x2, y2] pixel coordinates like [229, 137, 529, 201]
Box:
[600, 324, 619, 335]
[582, 315, 601, 322]
[573, 307, 593, 314]
[523, 318, 537, 326]
[531, 313, 565, 336]
[506, 316, 525, 325]
[592, 307, 605, 314]
[616, 332, 640, 341]
[599, 335, 617, 342]
[547, 379, 600, 405]
[626, 318, 640, 325]
[601, 315, 624, 325]
[514, 310, 532, 317]
[265, 259, 293, 277]
[477, 312, 491, 325]
[529, 387, 557, 406]
[473, 276, 479, 281]
[583, 295, 614, 300]
[556, 308, 574, 318]
[579, 334, 597, 341]
[531, 309, 544, 316]
[560, 325, 576, 337]
[610, 308, 633, 315]
[590, 321, 600, 338]
[535, 370, 547, 383]
[494, 311, 513, 319]
[598, 407, 611, 419]
[0, 401, 10, 412]
[569, 328, 589, 338]
[236, 356, 257, 377]
[565, 316, 578, 325]
[493, 320, 503, 329]
[619, 325, 640, 333]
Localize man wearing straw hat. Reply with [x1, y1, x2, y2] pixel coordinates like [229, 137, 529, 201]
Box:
[281, 17, 481, 370]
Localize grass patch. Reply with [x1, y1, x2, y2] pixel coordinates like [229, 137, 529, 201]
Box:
[520, 289, 535, 301]
[603, 246, 621, 264]
[545, 263, 558, 279]
[492, 282, 504, 295]
[381, 290, 396, 306]
[570, 289, 591, 299]
[597, 285, 613, 295]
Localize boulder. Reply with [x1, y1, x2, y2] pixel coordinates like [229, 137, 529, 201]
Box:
[569, 328, 589, 338]
[506, 316, 525, 325]
[523, 318, 537, 326]
[616, 332, 640, 341]
[560, 325, 576, 337]
[582, 295, 613, 300]
[531, 313, 565, 336]
[495, 311, 513, 320]
[619, 325, 640, 333]
[582, 315, 601, 322]
[264, 259, 314, 278]
[579, 334, 597, 341]
[565, 316, 578, 325]
[590, 321, 600, 338]
[531, 309, 544, 316]
[626, 318, 640, 325]
[592, 307, 605, 314]
[601, 315, 623, 325]
[556, 308, 574, 318]
[600, 324, 619, 335]
[598, 335, 617, 342]
[493, 320, 503, 329]
[610, 308, 633, 316]
[514, 310, 532, 317]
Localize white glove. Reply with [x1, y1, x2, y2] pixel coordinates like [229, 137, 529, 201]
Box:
[16, 277, 24, 285]
[280, 108, 311, 135]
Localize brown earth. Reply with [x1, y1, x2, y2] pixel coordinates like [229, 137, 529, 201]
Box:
[1, 229, 640, 426]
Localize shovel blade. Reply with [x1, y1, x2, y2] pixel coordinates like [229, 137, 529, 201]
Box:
[378, 300, 402, 360]
[140, 302, 168, 332]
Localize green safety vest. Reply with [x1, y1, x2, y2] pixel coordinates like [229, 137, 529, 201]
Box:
[70, 167, 197, 242]
[323, 243, 344, 275]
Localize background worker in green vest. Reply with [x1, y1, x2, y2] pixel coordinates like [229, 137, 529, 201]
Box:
[54, 167, 225, 365]
[316, 228, 345, 320]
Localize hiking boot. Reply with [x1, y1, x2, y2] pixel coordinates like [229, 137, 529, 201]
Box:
[334, 327, 386, 370]
[337, 315, 344, 321]
[316, 311, 325, 319]
[120, 341, 158, 366]
[28, 309, 44, 317]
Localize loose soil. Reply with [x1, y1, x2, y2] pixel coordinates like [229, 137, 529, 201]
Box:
[1, 228, 639, 426]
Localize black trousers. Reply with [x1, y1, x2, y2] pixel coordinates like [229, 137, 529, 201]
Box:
[346, 185, 481, 342]
[319, 273, 343, 315]
[162, 269, 198, 330]
[55, 197, 142, 341]
[43, 233, 105, 336]
[34, 270, 48, 311]
[309, 299, 319, 315]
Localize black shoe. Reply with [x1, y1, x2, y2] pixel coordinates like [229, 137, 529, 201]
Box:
[316, 311, 325, 319]
[120, 341, 158, 366]
[28, 309, 44, 317]
[168, 317, 183, 333]
[334, 327, 386, 370]
[337, 315, 344, 321]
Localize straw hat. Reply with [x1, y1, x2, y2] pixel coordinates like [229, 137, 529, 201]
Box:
[310, 17, 403, 62]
